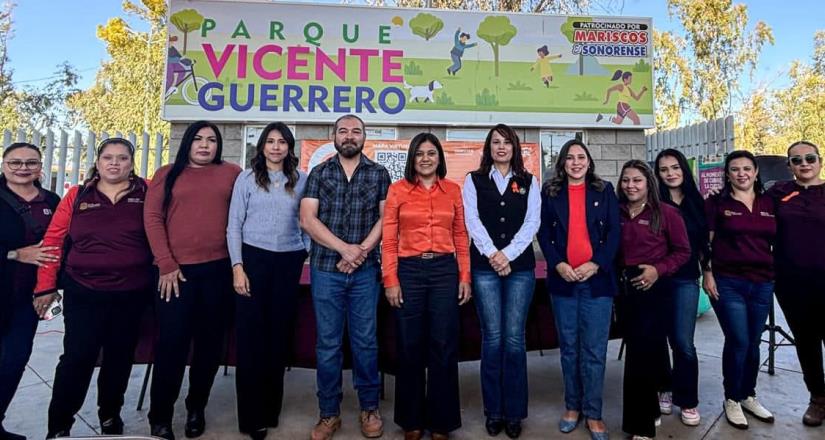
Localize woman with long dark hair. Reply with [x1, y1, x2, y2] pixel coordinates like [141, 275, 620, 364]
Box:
[537, 139, 619, 440]
[704, 150, 776, 430]
[382, 132, 471, 440]
[462, 124, 540, 439]
[617, 160, 690, 440]
[227, 122, 308, 440]
[144, 121, 241, 439]
[35, 138, 152, 437]
[768, 141, 825, 427]
[0, 143, 59, 440]
[653, 149, 708, 426]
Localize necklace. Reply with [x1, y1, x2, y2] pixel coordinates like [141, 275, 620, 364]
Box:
[629, 202, 646, 219]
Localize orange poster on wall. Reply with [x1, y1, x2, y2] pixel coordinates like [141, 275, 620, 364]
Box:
[300, 140, 541, 187]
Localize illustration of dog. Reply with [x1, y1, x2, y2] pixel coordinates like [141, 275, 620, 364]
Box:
[403, 80, 443, 103]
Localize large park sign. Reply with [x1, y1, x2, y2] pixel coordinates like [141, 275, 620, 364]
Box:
[163, 0, 654, 128]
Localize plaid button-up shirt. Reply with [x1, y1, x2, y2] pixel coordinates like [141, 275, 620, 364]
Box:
[303, 154, 391, 272]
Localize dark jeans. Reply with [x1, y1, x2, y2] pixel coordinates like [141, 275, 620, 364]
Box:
[311, 264, 380, 418]
[48, 276, 149, 433]
[0, 299, 38, 427]
[618, 278, 669, 438]
[551, 282, 613, 420]
[658, 277, 700, 408]
[149, 259, 233, 425]
[394, 255, 461, 433]
[235, 245, 306, 433]
[775, 271, 825, 398]
[473, 269, 534, 422]
[711, 275, 773, 401]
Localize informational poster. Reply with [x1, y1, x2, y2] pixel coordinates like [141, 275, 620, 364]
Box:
[698, 156, 725, 197]
[300, 140, 541, 185]
[164, 0, 653, 127]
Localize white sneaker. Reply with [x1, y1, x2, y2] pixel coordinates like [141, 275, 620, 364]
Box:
[658, 392, 673, 415]
[724, 399, 748, 429]
[741, 396, 775, 423]
[681, 407, 701, 426]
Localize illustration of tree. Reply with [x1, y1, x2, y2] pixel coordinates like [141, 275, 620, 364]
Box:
[409, 13, 444, 41]
[561, 16, 590, 76]
[476, 16, 517, 77]
[169, 8, 204, 53]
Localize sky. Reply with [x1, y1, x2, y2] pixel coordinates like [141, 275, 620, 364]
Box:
[6, 0, 823, 96]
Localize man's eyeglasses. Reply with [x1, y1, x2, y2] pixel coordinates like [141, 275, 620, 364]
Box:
[789, 153, 820, 166]
[4, 159, 43, 170]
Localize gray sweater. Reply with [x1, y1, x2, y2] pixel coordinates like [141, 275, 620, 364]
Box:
[227, 168, 308, 265]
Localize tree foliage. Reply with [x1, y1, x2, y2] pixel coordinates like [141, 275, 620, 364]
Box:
[653, 0, 773, 128]
[476, 16, 517, 77]
[67, 0, 169, 137]
[387, 0, 612, 14]
[409, 12, 444, 41]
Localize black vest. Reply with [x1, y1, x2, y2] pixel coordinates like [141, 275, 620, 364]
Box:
[469, 172, 536, 272]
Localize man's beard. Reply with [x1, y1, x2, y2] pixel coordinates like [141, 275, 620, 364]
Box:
[334, 140, 363, 159]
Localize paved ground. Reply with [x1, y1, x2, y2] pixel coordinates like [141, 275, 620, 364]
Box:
[5, 300, 824, 440]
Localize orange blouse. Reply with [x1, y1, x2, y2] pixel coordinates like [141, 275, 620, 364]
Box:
[381, 178, 471, 288]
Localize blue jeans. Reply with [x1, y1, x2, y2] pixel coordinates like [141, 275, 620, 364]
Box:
[711, 275, 773, 401]
[311, 265, 381, 417]
[551, 282, 613, 420]
[473, 270, 535, 422]
[448, 53, 462, 74]
[660, 278, 700, 408]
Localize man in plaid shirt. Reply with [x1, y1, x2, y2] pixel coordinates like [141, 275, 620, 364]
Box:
[300, 114, 391, 440]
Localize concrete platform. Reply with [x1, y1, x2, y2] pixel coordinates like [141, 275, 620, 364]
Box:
[5, 301, 824, 439]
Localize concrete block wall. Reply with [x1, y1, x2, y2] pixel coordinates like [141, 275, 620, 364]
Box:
[170, 123, 643, 185]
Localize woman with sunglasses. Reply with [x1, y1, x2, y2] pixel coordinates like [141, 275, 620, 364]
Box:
[33, 139, 153, 438]
[767, 141, 825, 427]
[0, 143, 59, 440]
[382, 133, 472, 440]
[653, 149, 708, 426]
[227, 122, 308, 440]
[617, 160, 690, 440]
[144, 121, 241, 440]
[703, 150, 776, 430]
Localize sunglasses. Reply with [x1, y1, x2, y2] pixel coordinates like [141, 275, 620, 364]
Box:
[4, 159, 43, 170]
[789, 153, 820, 166]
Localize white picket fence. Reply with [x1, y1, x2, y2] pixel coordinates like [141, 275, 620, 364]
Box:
[1, 128, 168, 194]
[646, 115, 735, 161]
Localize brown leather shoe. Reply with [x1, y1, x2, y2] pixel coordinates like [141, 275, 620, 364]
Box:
[360, 409, 384, 438]
[803, 396, 825, 426]
[311, 416, 341, 440]
[431, 433, 449, 440]
[404, 430, 422, 440]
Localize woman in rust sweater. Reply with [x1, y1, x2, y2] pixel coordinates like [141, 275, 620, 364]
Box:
[144, 121, 241, 440]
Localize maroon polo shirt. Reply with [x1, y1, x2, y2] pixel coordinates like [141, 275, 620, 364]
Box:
[705, 192, 776, 283]
[768, 180, 825, 273]
[619, 202, 691, 277]
[64, 185, 153, 292]
[11, 190, 54, 299]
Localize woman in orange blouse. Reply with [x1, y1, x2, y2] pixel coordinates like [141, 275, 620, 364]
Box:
[382, 132, 472, 440]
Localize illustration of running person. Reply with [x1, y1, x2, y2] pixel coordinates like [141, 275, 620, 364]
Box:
[596, 69, 648, 125]
[530, 45, 563, 88]
[446, 27, 477, 76]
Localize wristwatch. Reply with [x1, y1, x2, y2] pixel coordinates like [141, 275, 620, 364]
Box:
[6, 250, 18, 261]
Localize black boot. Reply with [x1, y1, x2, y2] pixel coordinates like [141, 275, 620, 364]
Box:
[100, 415, 124, 435]
[249, 428, 267, 440]
[150, 423, 175, 440]
[504, 421, 522, 439]
[485, 418, 504, 436]
[185, 410, 205, 438]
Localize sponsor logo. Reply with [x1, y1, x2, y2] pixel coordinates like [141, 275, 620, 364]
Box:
[723, 209, 743, 217]
[78, 202, 101, 211]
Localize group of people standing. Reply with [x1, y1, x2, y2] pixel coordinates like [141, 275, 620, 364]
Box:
[0, 114, 823, 440]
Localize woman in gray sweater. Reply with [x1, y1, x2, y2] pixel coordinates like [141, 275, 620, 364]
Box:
[226, 122, 308, 440]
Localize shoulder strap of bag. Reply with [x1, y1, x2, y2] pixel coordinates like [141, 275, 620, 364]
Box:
[0, 188, 46, 237]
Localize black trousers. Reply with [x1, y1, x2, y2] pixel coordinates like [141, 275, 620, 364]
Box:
[0, 298, 38, 427]
[235, 245, 306, 433]
[617, 279, 669, 438]
[47, 276, 149, 433]
[776, 270, 825, 398]
[148, 259, 233, 425]
[393, 255, 461, 434]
